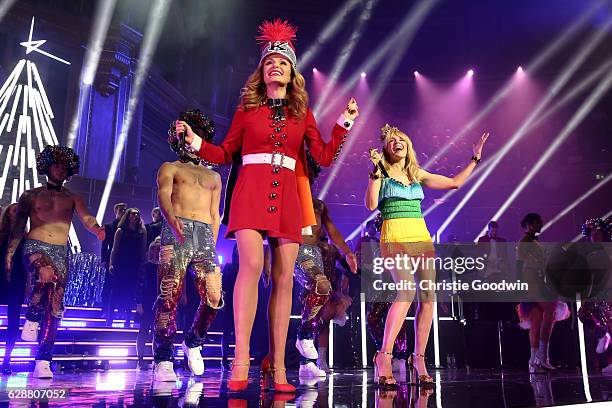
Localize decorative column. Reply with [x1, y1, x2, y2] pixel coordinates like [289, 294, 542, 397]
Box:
[72, 23, 142, 182]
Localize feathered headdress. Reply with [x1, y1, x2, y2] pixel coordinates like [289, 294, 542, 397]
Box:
[256, 19, 298, 67]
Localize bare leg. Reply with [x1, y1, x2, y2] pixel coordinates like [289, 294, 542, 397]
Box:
[538, 302, 556, 346]
[231, 229, 264, 381]
[267, 237, 299, 384]
[529, 308, 543, 349]
[318, 324, 329, 348]
[378, 254, 415, 379]
[413, 256, 436, 376]
[538, 302, 556, 365]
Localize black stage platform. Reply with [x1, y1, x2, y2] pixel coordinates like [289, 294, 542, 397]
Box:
[0, 366, 611, 407]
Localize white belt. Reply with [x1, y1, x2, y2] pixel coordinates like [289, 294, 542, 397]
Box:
[242, 153, 296, 171]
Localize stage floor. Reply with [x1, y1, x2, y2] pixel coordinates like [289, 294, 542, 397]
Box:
[1, 367, 611, 407]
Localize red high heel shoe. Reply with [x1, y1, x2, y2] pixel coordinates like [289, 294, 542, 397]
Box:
[228, 360, 250, 392]
[260, 356, 296, 393]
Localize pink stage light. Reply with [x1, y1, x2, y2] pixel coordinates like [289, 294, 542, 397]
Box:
[414, 70, 419, 77]
[312, 67, 318, 72]
[467, 69, 474, 77]
[98, 347, 129, 357]
[360, 72, 366, 78]
[517, 66, 524, 72]
[60, 320, 87, 327]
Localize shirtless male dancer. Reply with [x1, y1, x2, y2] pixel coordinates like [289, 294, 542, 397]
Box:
[153, 110, 223, 381]
[5, 146, 105, 379]
[294, 152, 358, 378]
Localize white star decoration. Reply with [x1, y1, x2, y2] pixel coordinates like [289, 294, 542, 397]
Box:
[19, 17, 70, 65]
[0, 16, 80, 250]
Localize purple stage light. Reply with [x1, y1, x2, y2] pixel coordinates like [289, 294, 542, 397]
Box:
[517, 66, 524, 72]
[0, 347, 31, 357]
[360, 72, 366, 78]
[313, 67, 318, 72]
[467, 69, 474, 77]
[414, 70, 419, 77]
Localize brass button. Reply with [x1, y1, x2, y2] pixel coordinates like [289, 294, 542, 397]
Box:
[274, 141, 283, 148]
[271, 180, 280, 187]
[269, 192, 278, 200]
[270, 134, 276, 140]
[272, 166, 281, 174]
[280, 134, 287, 139]
[275, 127, 281, 133]
[267, 205, 277, 213]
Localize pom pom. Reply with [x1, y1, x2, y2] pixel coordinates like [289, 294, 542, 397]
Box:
[256, 19, 297, 51]
[554, 302, 570, 322]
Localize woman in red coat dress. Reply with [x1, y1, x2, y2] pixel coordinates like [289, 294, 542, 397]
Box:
[176, 20, 359, 391]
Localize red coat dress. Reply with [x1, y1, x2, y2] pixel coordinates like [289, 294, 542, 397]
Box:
[197, 104, 350, 243]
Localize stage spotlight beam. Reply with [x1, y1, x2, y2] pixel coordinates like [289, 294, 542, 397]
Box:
[474, 68, 612, 240]
[300, 0, 362, 70]
[435, 16, 612, 239]
[317, 0, 441, 120]
[96, 0, 171, 222]
[66, 0, 117, 147]
[0, 0, 16, 23]
[346, 55, 611, 242]
[422, 1, 605, 170]
[319, 0, 440, 200]
[541, 174, 612, 234]
[313, 0, 376, 118]
[429, 56, 612, 220]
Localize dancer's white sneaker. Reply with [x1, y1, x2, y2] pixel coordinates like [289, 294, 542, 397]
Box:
[21, 320, 39, 342]
[33, 360, 53, 379]
[181, 341, 204, 375]
[182, 381, 203, 406]
[299, 362, 327, 378]
[296, 338, 318, 359]
[154, 361, 178, 382]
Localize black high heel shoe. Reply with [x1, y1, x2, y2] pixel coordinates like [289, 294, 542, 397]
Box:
[373, 351, 397, 388]
[408, 353, 434, 386]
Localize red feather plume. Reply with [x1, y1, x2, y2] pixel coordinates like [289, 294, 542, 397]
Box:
[256, 19, 298, 51]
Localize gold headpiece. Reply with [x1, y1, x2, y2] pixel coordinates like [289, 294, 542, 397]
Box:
[380, 124, 400, 141]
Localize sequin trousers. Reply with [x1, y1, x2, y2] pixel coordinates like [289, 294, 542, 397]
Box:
[295, 244, 332, 341]
[578, 301, 612, 339]
[153, 218, 223, 362]
[22, 239, 68, 362]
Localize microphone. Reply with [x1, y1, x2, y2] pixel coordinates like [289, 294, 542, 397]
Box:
[176, 121, 186, 156]
[377, 161, 389, 178]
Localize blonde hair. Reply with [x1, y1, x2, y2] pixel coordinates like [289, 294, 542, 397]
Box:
[239, 61, 308, 120]
[380, 124, 420, 184]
